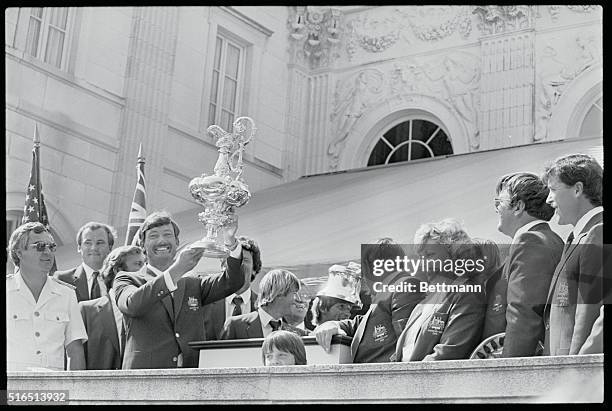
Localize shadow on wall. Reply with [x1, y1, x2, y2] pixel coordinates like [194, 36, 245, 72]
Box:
[531, 368, 603, 403]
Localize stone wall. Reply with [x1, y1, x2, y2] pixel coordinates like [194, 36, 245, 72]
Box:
[6, 355, 603, 404]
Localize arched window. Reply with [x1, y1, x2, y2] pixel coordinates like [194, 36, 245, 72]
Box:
[578, 97, 602, 139]
[367, 118, 453, 167]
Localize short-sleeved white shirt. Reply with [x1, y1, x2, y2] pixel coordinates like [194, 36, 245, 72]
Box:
[6, 272, 88, 371]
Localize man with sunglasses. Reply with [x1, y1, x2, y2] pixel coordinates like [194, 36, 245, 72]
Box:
[7, 222, 87, 371]
[482, 172, 563, 357]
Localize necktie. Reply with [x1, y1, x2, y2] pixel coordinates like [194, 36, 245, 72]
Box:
[269, 320, 281, 331]
[231, 296, 243, 317]
[564, 232, 575, 253]
[90, 271, 101, 299]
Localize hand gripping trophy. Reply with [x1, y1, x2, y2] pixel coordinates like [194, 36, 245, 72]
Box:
[189, 117, 256, 258]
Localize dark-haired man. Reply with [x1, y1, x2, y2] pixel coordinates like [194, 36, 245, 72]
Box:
[203, 239, 262, 340]
[542, 154, 604, 355]
[55, 222, 116, 302]
[482, 172, 563, 357]
[113, 211, 249, 368]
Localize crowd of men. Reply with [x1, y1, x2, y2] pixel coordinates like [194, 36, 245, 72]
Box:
[6, 153, 605, 371]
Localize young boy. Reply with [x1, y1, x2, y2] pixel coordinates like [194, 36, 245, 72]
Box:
[262, 330, 307, 366]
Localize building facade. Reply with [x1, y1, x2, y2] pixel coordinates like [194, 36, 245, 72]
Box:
[5, 6, 603, 251]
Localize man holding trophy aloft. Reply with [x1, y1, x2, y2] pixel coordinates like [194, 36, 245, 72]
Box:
[113, 117, 258, 369]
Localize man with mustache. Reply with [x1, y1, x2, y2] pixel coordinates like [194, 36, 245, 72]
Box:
[113, 211, 249, 369]
[7, 222, 87, 371]
[54, 222, 116, 302]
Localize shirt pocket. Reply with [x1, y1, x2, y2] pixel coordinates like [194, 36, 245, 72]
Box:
[8, 311, 31, 336]
[44, 311, 69, 343]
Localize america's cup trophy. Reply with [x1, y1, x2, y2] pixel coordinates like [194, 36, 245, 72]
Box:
[188, 117, 256, 258]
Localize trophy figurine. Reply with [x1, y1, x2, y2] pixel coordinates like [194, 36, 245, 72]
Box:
[188, 117, 256, 258]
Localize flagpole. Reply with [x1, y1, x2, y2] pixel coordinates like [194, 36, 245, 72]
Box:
[33, 124, 43, 213]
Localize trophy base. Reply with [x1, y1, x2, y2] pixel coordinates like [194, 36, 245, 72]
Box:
[191, 239, 230, 259]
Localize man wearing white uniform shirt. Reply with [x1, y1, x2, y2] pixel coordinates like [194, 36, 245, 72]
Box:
[7, 222, 87, 371]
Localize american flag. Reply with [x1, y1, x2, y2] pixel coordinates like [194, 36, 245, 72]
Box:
[22, 124, 56, 273]
[125, 144, 147, 246]
[22, 125, 50, 227]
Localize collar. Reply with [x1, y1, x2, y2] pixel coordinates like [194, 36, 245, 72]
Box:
[258, 307, 279, 326]
[572, 206, 603, 240]
[512, 219, 547, 244]
[147, 263, 165, 277]
[8, 272, 60, 298]
[226, 288, 251, 305]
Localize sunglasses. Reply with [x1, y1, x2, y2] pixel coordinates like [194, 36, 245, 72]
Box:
[29, 242, 57, 252]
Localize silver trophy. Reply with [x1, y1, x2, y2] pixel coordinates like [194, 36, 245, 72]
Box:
[189, 117, 256, 258]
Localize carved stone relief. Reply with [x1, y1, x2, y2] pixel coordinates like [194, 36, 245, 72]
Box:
[548, 5, 599, 23]
[473, 6, 533, 35]
[328, 51, 481, 169]
[344, 6, 473, 61]
[534, 32, 601, 141]
[328, 69, 385, 169]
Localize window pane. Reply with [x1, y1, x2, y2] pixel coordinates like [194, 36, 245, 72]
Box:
[221, 110, 232, 131]
[214, 37, 223, 70]
[387, 144, 409, 164]
[30, 7, 43, 18]
[209, 104, 216, 125]
[382, 121, 410, 146]
[25, 18, 42, 56]
[49, 8, 68, 29]
[367, 140, 392, 166]
[410, 142, 431, 160]
[222, 78, 237, 111]
[210, 70, 220, 103]
[412, 120, 438, 143]
[428, 132, 453, 156]
[225, 44, 240, 78]
[44, 28, 65, 68]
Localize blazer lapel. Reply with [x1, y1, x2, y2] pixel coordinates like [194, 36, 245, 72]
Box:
[173, 281, 186, 321]
[99, 296, 120, 352]
[75, 265, 89, 301]
[246, 313, 263, 338]
[147, 268, 174, 320]
[351, 306, 373, 359]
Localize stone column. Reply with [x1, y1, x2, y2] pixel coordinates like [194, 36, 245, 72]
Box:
[109, 7, 179, 229]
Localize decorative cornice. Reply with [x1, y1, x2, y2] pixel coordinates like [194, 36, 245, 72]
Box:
[221, 6, 274, 37]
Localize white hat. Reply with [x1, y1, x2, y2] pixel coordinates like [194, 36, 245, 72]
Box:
[317, 262, 362, 307]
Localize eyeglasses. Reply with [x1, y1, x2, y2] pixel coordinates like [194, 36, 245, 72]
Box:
[29, 242, 57, 252]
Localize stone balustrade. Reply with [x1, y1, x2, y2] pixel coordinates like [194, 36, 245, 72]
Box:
[6, 354, 603, 404]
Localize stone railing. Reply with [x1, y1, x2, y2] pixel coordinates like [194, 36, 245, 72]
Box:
[6, 354, 603, 404]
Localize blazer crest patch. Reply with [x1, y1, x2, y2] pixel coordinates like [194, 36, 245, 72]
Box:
[187, 296, 200, 311]
[427, 314, 446, 336]
[491, 294, 504, 312]
[373, 324, 389, 343]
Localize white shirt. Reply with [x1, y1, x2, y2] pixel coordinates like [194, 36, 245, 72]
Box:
[6, 273, 88, 371]
[571, 206, 603, 242]
[82, 263, 106, 299]
[258, 307, 281, 338]
[108, 288, 124, 353]
[225, 288, 252, 320]
[512, 219, 547, 245]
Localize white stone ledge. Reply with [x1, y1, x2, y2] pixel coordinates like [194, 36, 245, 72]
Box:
[6, 354, 603, 404]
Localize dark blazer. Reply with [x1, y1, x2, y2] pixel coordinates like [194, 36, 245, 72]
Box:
[203, 290, 258, 340]
[482, 222, 563, 357]
[54, 264, 90, 302]
[79, 295, 123, 370]
[338, 284, 425, 363]
[394, 276, 486, 361]
[114, 256, 244, 369]
[219, 310, 264, 339]
[544, 211, 604, 356]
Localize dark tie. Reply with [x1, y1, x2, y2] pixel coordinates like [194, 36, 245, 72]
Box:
[564, 232, 575, 254]
[231, 296, 243, 317]
[269, 320, 281, 331]
[90, 271, 101, 299]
